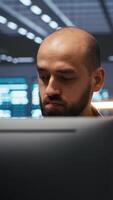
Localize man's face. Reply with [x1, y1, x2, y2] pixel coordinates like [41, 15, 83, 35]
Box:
[37, 39, 94, 116]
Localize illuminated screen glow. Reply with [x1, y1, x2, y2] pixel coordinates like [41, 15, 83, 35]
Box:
[31, 82, 41, 118]
[0, 77, 29, 117]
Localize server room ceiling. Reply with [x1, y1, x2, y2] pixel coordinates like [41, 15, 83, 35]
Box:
[0, 0, 113, 60]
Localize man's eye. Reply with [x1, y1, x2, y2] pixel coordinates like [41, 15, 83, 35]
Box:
[39, 74, 50, 81]
[59, 75, 75, 81]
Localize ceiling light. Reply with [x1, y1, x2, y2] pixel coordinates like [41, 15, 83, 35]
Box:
[7, 21, 18, 30]
[34, 36, 42, 44]
[41, 14, 51, 23]
[19, 0, 32, 6]
[26, 32, 35, 40]
[18, 27, 27, 35]
[30, 5, 42, 15]
[49, 21, 58, 29]
[0, 16, 7, 24]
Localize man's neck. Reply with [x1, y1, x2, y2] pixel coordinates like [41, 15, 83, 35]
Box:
[80, 105, 101, 117]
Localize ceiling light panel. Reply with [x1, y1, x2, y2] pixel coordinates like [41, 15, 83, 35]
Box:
[49, 20, 58, 29]
[7, 21, 18, 30]
[26, 32, 35, 39]
[34, 36, 42, 44]
[0, 15, 7, 24]
[41, 14, 51, 23]
[30, 5, 42, 15]
[18, 27, 27, 35]
[19, 0, 32, 6]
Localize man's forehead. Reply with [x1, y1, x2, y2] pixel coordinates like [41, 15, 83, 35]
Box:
[38, 28, 91, 59]
[40, 31, 87, 47]
[37, 41, 88, 70]
[42, 27, 92, 42]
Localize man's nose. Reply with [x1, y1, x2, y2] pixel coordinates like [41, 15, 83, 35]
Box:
[45, 76, 61, 96]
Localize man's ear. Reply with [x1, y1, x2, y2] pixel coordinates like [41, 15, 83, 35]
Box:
[92, 67, 105, 92]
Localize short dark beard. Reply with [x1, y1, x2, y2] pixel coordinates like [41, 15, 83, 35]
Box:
[39, 83, 92, 117]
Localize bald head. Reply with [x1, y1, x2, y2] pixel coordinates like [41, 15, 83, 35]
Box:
[37, 27, 101, 72]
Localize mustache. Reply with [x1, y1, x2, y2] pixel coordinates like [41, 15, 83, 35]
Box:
[43, 95, 65, 105]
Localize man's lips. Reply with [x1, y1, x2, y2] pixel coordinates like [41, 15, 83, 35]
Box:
[45, 101, 64, 108]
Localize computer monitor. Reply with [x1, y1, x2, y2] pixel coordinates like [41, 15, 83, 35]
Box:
[0, 117, 113, 200]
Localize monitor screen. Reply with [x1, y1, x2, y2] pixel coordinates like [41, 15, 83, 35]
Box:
[0, 77, 29, 117]
[0, 117, 113, 200]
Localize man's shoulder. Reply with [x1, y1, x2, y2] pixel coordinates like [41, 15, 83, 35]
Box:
[91, 106, 102, 117]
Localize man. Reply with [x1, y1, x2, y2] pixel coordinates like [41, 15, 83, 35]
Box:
[36, 27, 104, 117]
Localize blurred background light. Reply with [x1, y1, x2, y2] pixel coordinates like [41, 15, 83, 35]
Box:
[41, 14, 51, 23]
[18, 27, 27, 35]
[0, 15, 7, 24]
[49, 20, 58, 29]
[7, 21, 18, 30]
[30, 5, 42, 15]
[19, 0, 32, 6]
